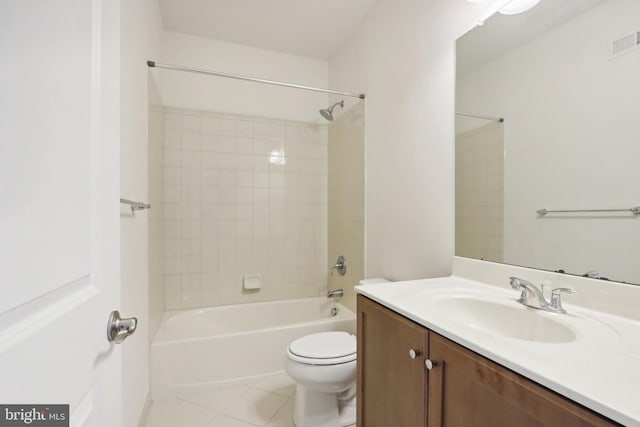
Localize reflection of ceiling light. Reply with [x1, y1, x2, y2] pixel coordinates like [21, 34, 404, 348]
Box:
[498, 0, 540, 15]
[464, 0, 541, 15]
[269, 150, 286, 165]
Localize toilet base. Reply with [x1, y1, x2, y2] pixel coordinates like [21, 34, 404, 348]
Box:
[338, 395, 356, 426]
[292, 384, 355, 427]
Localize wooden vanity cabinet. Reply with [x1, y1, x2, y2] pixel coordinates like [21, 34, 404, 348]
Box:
[427, 332, 617, 427]
[357, 295, 619, 427]
[357, 293, 428, 427]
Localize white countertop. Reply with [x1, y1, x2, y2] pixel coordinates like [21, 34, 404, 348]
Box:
[356, 276, 640, 426]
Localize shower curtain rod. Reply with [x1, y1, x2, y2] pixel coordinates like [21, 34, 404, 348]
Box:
[147, 61, 366, 99]
[456, 111, 504, 122]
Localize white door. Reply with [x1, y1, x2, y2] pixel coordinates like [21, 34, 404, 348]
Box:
[0, 1, 124, 425]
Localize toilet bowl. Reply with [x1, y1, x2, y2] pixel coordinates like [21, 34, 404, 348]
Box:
[284, 331, 357, 427]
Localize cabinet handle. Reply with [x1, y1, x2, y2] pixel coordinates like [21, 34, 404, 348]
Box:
[425, 359, 439, 370]
[409, 349, 422, 359]
[427, 358, 443, 427]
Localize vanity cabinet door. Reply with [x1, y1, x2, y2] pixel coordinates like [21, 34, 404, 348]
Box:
[427, 332, 618, 427]
[357, 295, 428, 427]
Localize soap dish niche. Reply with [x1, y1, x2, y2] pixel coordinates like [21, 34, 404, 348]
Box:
[243, 274, 262, 290]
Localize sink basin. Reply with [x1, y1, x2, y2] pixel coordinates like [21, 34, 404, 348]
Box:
[434, 297, 576, 343]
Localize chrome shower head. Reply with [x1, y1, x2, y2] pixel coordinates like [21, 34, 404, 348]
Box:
[320, 108, 334, 121]
[319, 100, 344, 121]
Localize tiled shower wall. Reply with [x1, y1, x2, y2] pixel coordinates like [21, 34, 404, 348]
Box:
[455, 122, 504, 263]
[162, 108, 328, 309]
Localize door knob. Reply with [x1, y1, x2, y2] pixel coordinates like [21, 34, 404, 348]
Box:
[409, 349, 422, 359]
[107, 310, 138, 344]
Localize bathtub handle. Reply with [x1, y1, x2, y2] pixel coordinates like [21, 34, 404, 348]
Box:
[107, 310, 138, 344]
[330, 255, 347, 276]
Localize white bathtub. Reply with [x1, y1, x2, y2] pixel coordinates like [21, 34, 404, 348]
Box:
[150, 297, 356, 399]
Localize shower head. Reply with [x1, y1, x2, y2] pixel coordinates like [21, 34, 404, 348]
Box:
[319, 108, 334, 121]
[319, 100, 344, 121]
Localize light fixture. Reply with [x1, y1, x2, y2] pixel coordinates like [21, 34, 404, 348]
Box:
[498, 0, 540, 15]
[465, 0, 541, 16]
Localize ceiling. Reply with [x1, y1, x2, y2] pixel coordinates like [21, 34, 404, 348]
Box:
[158, 0, 378, 59]
[456, 0, 606, 76]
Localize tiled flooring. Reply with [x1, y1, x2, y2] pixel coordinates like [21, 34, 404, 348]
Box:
[144, 372, 356, 427]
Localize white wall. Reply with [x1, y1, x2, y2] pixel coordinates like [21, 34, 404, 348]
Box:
[148, 79, 165, 341]
[457, 0, 640, 283]
[120, 0, 164, 425]
[327, 102, 365, 312]
[161, 31, 329, 123]
[329, 0, 491, 281]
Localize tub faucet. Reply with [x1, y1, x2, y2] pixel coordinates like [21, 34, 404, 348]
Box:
[509, 277, 576, 314]
[327, 289, 344, 298]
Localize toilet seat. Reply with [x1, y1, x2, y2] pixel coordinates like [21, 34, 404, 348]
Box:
[287, 332, 356, 366]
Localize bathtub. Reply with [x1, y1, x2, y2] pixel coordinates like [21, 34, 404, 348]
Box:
[150, 297, 356, 399]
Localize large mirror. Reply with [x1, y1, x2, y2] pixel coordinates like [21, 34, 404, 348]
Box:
[455, 0, 640, 285]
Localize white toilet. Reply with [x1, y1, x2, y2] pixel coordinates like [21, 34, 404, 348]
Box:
[284, 331, 357, 427]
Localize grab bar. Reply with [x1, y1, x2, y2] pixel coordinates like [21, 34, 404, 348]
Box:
[537, 207, 640, 216]
[120, 198, 151, 213]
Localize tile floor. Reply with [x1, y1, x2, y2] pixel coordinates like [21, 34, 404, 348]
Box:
[144, 372, 356, 427]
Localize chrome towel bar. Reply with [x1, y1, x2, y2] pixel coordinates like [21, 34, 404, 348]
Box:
[456, 111, 504, 123]
[537, 207, 640, 216]
[120, 198, 151, 212]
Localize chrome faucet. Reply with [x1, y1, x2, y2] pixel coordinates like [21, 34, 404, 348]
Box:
[327, 289, 344, 298]
[509, 277, 576, 314]
[509, 277, 548, 309]
[548, 288, 577, 314]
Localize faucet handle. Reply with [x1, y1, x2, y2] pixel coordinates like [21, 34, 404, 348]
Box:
[509, 277, 530, 303]
[509, 276, 525, 289]
[509, 276, 536, 289]
[552, 287, 577, 296]
[549, 288, 577, 313]
[330, 255, 347, 276]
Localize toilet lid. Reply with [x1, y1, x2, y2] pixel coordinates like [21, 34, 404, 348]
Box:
[288, 332, 356, 360]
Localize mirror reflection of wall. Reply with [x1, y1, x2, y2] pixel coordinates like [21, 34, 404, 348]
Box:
[455, 0, 640, 284]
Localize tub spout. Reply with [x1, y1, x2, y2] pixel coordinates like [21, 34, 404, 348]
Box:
[327, 289, 344, 298]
